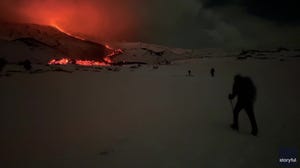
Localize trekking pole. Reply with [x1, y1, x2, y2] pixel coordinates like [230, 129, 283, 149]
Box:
[230, 99, 234, 112]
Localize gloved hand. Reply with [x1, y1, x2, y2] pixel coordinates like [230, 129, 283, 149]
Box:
[228, 94, 234, 100]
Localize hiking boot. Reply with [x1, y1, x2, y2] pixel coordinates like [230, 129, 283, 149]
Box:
[251, 130, 258, 136]
[230, 124, 239, 131]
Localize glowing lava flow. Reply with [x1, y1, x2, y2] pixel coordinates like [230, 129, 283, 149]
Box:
[104, 44, 124, 63]
[48, 44, 123, 66]
[49, 58, 70, 65]
[48, 23, 123, 66]
[51, 23, 86, 41]
[48, 47, 123, 66]
[49, 58, 109, 66]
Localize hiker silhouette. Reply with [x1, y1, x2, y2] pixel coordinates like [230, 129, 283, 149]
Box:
[228, 75, 258, 136]
[188, 70, 192, 76]
[210, 68, 215, 77]
[0, 58, 7, 72]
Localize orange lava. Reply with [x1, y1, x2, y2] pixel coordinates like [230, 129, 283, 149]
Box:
[104, 44, 124, 63]
[48, 44, 123, 66]
[49, 58, 109, 66]
[49, 58, 70, 65]
[75, 60, 108, 66]
[51, 23, 86, 41]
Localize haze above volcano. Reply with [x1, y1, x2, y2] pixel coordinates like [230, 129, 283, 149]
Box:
[1, 0, 300, 49]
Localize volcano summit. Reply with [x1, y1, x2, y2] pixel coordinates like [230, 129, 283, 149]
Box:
[0, 22, 114, 64]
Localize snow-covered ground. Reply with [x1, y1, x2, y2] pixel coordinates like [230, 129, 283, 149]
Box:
[0, 56, 299, 167]
[0, 21, 299, 168]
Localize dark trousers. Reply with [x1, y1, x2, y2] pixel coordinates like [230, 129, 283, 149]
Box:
[233, 101, 258, 132]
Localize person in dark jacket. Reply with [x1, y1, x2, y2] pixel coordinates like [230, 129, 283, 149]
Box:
[0, 58, 7, 72]
[188, 70, 192, 76]
[210, 68, 215, 77]
[229, 75, 258, 136]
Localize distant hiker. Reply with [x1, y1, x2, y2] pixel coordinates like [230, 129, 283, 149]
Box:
[188, 70, 192, 76]
[0, 58, 7, 72]
[23, 60, 32, 71]
[228, 75, 258, 136]
[210, 68, 215, 77]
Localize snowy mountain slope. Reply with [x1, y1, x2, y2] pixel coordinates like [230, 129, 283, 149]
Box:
[110, 42, 300, 64]
[109, 42, 234, 64]
[0, 22, 111, 63]
[0, 38, 62, 63]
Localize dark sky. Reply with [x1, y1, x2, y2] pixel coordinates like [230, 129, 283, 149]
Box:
[1, 0, 300, 49]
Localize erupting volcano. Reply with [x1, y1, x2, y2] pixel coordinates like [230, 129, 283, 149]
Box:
[47, 23, 124, 66]
[0, 21, 124, 65]
[0, 0, 137, 66]
[0, 0, 137, 42]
